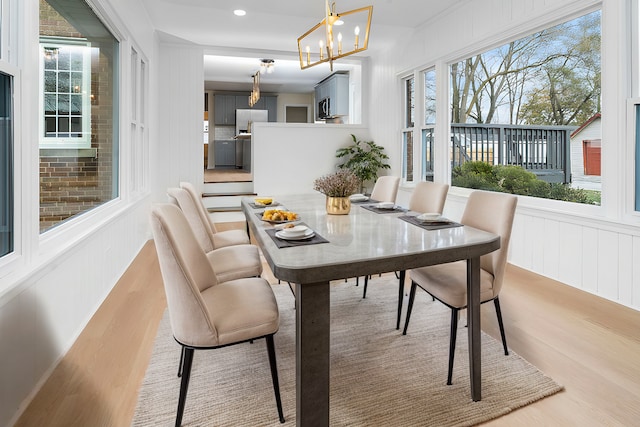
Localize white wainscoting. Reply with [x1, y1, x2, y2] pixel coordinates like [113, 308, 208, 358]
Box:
[399, 186, 640, 311]
[0, 199, 151, 427]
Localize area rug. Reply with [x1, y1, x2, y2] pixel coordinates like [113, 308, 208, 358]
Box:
[132, 277, 563, 426]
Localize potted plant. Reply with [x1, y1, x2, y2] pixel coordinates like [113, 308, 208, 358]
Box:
[313, 169, 360, 215]
[336, 134, 391, 194]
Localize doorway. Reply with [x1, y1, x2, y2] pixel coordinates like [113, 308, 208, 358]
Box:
[285, 105, 309, 123]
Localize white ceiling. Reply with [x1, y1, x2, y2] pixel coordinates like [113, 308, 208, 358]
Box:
[141, 0, 463, 93]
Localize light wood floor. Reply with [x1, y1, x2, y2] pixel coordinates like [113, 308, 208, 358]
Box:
[14, 222, 640, 426]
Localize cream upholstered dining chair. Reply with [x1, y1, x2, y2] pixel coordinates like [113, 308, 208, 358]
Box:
[362, 181, 450, 329]
[402, 190, 517, 385]
[407, 181, 449, 214]
[369, 175, 400, 202]
[179, 181, 250, 248]
[354, 175, 401, 287]
[167, 187, 262, 283]
[150, 204, 285, 426]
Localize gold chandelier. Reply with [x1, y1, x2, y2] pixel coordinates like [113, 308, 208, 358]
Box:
[297, 1, 373, 71]
[249, 71, 260, 107]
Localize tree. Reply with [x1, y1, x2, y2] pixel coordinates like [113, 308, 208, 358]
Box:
[450, 10, 601, 126]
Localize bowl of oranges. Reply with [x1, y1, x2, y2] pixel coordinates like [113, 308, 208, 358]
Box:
[261, 209, 298, 223]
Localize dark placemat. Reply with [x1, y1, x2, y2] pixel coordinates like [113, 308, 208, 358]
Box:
[360, 204, 409, 214]
[265, 227, 329, 248]
[398, 215, 463, 231]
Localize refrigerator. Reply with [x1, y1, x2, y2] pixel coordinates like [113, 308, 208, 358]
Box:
[235, 109, 268, 168]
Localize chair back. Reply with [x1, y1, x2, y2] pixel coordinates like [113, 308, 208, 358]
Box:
[180, 181, 219, 234]
[461, 191, 517, 297]
[168, 187, 215, 252]
[150, 204, 219, 346]
[409, 181, 449, 214]
[370, 175, 400, 203]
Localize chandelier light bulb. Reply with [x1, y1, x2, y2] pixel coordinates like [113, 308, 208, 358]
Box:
[354, 26, 360, 49]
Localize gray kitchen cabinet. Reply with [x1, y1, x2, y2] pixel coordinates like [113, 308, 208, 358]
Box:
[214, 95, 236, 125]
[214, 140, 235, 166]
[315, 71, 349, 120]
[235, 95, 250, 111]
[265, 96, 277, 122]
[214, 94, 277, 125]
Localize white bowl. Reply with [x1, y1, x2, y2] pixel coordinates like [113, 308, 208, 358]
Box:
[377, 202, 395, 209]
[280, 225, 308, 236]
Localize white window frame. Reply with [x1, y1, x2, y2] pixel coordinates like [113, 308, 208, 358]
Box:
[38, 38, 92, 149]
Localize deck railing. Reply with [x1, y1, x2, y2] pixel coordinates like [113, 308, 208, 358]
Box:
[422, 124, 573, 183]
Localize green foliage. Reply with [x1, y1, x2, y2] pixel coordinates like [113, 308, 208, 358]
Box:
[453, 161, 599, 205]
[494, 165, 539, 195]
[336, 134, 390, 191]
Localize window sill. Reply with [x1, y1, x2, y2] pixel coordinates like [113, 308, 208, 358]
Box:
[39, 148, 97, 158]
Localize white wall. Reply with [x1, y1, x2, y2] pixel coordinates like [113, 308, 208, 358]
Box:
[152, 37, 205, 201]
[369, 0, 640, 311]
[252, 123, 369, 195]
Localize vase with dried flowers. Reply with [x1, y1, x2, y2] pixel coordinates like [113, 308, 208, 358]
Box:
[313, 169, 360, 215]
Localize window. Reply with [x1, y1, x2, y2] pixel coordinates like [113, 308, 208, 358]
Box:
[0, 71, 13, 257]
[449, 11, 601, 205]
[39, 0, 120, 232]
[402, 76, 414, 181]
[40, 40, 92, 148]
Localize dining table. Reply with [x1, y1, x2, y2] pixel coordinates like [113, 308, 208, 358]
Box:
[242, 193, 501, 427]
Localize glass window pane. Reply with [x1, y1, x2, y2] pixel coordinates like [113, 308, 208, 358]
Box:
[424, 70, 436, 125]
[450, 10, 601, 205]
[39, 0, 120, 232]
[422, 128, 434, 181]
[405, 77, 414, 128]
[636, 105, 640, 211]
[403, 131, 413, 181]
[0, 72, 13, 258]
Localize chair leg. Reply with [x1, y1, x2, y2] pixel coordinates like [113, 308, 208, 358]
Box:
[177, 347, 186, 377]
[362, 275, 369, 298]
[175, 347, 194, 427]
[356, 276, 359, 286]
[266, 335, 285, 423]
[494, 298, 509, 356]
[396, 270, 406, 329]
[402, 281, 418, 335]
[447, 309, 459, 385]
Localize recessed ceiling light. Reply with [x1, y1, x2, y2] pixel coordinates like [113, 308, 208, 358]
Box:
[233, 9, 246, 17]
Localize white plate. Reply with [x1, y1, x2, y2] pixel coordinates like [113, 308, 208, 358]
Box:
[350, 194, 369, 202]
[275, 229, 315, 240]
[417, 212, 442, 222]
[254, 197, 275, 206]
[377, 202, 395, 209]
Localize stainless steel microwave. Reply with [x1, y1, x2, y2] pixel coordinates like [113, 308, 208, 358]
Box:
[318, 97, 330, 119]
